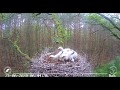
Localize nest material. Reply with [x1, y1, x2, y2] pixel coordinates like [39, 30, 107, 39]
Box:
[30, 48, 93, 77]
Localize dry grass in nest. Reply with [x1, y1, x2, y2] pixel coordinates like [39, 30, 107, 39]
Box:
[30, 48, 93, 77]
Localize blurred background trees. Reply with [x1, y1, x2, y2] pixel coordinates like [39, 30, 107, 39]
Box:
[0, 13, 120, 76]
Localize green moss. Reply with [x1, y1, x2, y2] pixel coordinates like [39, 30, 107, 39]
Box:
[51, 13, 71, 46]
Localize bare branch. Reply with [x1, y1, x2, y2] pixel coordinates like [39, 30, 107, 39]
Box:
[91, 30, 100, 34]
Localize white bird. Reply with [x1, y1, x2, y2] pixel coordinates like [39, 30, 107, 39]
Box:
[61, 49, 77, 62]
[58, 47, 78, 62]
[49, 47, 78, 62]
[68, 51, 78, 62]
[57, 47, 70, 60]
[58, 47, 64, 50]
[49, 50, 63, 60]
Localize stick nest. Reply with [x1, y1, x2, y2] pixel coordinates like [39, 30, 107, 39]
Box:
[30, 48, 93, 77]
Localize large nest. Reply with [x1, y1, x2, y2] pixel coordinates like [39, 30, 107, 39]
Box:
[30, 48, 93, 77]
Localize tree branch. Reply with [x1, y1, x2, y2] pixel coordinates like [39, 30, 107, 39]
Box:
[10, 40, 32, 62]
[97, 13, 120, 31]
[99, 23, 120, 40]
[0, 36, 32, 62]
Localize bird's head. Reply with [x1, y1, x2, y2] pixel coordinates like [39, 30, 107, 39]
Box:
[58, 47, 63, 50]
[49, 55, 54, 58]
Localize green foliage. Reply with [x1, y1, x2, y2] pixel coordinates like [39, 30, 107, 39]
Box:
[51, 13, 71, 45]
[86, 13, 120, 40]
[94, 56, 120, 77]
[0, 13, 15, 23]
[52, 36, 63, 44]
[86, 13, 114, 29]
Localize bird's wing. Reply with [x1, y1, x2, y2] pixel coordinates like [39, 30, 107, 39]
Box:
[54, 51, 63, 58]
